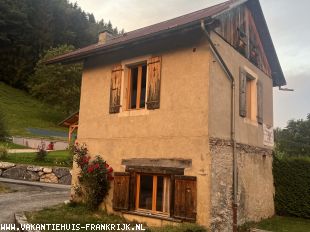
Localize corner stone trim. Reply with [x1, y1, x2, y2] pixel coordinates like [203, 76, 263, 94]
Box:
[209, 137, 272, 155]
[0, 162, 71, 185]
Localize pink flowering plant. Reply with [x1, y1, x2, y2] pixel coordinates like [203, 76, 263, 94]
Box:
[73, 144, 113, 210]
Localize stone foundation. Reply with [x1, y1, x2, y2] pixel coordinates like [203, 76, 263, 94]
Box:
[209, 138, 274, 232]
[0, 162, 72, 185]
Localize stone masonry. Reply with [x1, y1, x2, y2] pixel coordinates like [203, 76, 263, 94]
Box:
[0, 162, 72, 185]
[209, 138, 274, 232]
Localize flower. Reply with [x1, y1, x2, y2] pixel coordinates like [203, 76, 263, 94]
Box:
[94, 163, 99, 169]
[87, 166, 94, 173]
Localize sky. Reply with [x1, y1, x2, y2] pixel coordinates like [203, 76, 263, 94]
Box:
[70, 0, 310, 128]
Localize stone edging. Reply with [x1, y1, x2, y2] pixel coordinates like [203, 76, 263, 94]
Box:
[15, 212, 40, 232]
[0, 162, 71, 185]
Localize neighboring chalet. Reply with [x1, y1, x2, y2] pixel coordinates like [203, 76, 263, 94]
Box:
[47, 0, 286, 231]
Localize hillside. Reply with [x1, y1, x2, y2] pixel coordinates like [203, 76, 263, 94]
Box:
[0, 82, 67, 138]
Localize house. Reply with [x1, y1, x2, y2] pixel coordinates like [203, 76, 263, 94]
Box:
[47, 0, 286, 231]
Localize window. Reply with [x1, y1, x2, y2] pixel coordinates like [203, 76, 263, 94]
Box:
[136, 174, 170, 213]
[239, 68, 263, 124]
[127, 64, 147, 110]
[112, 171, 197, 221]
[245, 75, 256, 121]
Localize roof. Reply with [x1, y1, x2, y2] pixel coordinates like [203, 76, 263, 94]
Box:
[58, 111, 79, 127]
[46, 0, 286, 86]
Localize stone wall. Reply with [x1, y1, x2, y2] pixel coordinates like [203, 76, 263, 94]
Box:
[209, 138, 274, 232]
[0, 162, 71, 185]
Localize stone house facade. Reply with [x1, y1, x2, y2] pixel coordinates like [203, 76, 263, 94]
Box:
[47, 0, 286, 231]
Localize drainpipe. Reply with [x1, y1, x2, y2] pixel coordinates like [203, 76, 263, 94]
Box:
[201, 20, 238, 232]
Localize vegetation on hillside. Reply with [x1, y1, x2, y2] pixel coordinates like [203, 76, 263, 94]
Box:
[0, 109, 8, 140]
[0, 0, 121, 90]
[0, 82, 66, 136]
[28, 45, 82, 114]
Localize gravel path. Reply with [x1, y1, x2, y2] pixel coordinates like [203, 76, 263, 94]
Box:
[0, 182, 70, 224]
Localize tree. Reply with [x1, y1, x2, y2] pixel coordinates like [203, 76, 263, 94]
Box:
[0, 0, 121, 90]
[274, 114, 310, 157]
[28, 45, 82, 114]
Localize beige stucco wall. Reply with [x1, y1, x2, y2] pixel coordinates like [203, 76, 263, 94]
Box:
[208, 32, 273, 148]
[74, 38, 212, 227]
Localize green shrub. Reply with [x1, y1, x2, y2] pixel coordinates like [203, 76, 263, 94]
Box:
[273, 156, 310, 218]
[35, 146, 47, 161]
[0, 145, 8, 159]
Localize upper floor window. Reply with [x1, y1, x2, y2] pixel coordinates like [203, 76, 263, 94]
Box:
[239, 67, 263, 124]
[109, 56, 162, 114]
[127, 63, 147, 110]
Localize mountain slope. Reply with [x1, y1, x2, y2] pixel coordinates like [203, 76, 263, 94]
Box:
[0, 82, 67, 137]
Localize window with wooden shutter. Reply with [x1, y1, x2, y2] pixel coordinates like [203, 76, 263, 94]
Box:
[113, 172, 130, 210]
[109, 65, 123, 114]
[257, 79, 263, 124]
[146, 56, 161, 110]
[173, 175, 197, 221]
[239, 68, 247, 117]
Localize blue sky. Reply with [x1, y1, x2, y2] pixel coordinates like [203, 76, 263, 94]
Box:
[71, 0, 310, 128]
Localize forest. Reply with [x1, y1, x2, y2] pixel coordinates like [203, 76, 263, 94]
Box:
[0, 0, 121, 113]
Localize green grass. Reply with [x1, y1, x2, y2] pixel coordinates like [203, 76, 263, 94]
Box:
[255, 216, 310, 232]
[0, 141, 27, 149]
[26, 204, 207, 232]
[0, 150, 71, 167]
[0, 82, 66, 137]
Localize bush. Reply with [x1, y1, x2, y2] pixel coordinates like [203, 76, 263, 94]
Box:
[74, 144, 113, 210]
[273, 156, 310, 218]
[0, 145, 8, 159]
[35, 145, 47, 161]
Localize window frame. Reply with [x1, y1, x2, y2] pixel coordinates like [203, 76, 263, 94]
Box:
[245, 74, 256, 121]
[126, 63, 148, 111]
[135, 173, 170, 215]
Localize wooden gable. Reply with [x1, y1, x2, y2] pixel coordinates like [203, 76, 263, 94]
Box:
[214, 4, 271, 77]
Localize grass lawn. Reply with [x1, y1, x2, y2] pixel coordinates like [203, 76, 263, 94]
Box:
[0, 141, 28, 149]
[254, 216, 310, 232]
[0, 150, 71, 167]
[0, 82, 66, 137]
[26, 204, 207, 232]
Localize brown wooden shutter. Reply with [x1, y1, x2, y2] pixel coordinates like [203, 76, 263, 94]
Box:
[109, 65, 123, 114]
[146, 56, 161, 110]
[112, 172, 130, 211]
[239, 68, 247, 117]
[257, 79, 263, 124]
[173, 175, 197, 221]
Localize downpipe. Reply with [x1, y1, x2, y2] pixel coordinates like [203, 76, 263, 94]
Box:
[201, 19, 238, 232]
